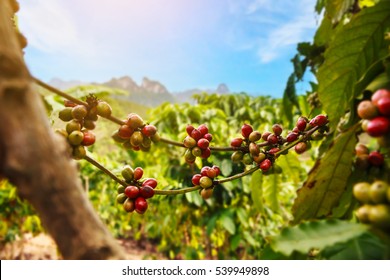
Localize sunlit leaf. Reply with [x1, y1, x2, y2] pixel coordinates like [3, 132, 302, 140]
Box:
[250, 170, 264, 213]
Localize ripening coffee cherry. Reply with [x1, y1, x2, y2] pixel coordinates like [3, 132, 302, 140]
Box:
[96, 101, 112, 118]
[309, 114, 328, 127]
[231, 151, 244, 163]
[262, 132, 271, 141]
[230, 137, 244, 147]
[58, 108, 73, 122]
[140, 185, 154, 199]
[142, 125, 157, 137]
[123, 198, 136, 213]
[64, 100, 77, 108]
[201, 188, 213, 199]
[141, 137, 152, 148]
[116, 193, 127, 204]
[272, 124, 283, 136]
[368, 151, 384, 166]
[204, 133, 213, 142]
[353, 182, 372, 204]
[206, 168, 217, 179]
[66, 120, 82, 134]
[357, 100, 378, 120]
[267, 134, 278, 145]
[371, 89, 390, 106]
[118, 125, 133, 139]
[72, 145, 86, 160]
[368, 204, 390, 228]
[212, 165, 221, 176]
[201, 148, 211, 159]
[71, 105, 88, 120]
[130, 131, 144, 147]
[286, 132, 298, 143]
[125, 185, 140, 199]
[367, 116, 390, 137]
[197, 138, 210, 149]
[248, 131, 262, 142]
[355, 143, 369, 156]
[68, 131, 84, 146]
[249, 142, 260, 157]
[127, 114, 144, 129]
[253, 152, 266, 164]
[377, 97, 390, 116]
[184, 149, 196, 163]
[355, 205, 372, 223]
[121, 165, 134, 181]
[186, 124, 195, 135]
[242, 153, 253, 165]
[191, 129, 202, 141]
[268, 147, 280, 155]
[151, 132, 161, 143]
[192, 147, 202, 157]
[117, 185, 125, 194]
[200, 166, 210, 177]
[259, 159, 272, 171]
[85, 107, 98, 121]
[369, 181, 389, 204]
[241, 124, 253, 138]
[183, 136, 196, 148]
[83, 120, 96, 130]
[81, 130, 96, 146]
[295, 142, 307, 154]
[200, 176, 213, 188]
[133, 167, 144, 180]
[197, 124, 209, 136]
[192, 174, 202, 185]
[135, 197, 148, 214]
[296, 117, 308, 131]
[142, 178, 158, 189]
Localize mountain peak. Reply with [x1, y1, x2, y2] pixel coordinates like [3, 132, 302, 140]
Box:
[141, 77, 169, 94]
[216, 83, 229, 94]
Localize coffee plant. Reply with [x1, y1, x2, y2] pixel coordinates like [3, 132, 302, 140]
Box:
[1, 0, 390, 260]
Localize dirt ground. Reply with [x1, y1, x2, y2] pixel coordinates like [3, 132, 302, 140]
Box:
[0, 233, 165, 260]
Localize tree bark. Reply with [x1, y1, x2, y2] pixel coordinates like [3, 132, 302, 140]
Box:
[0, 0, 126, 259]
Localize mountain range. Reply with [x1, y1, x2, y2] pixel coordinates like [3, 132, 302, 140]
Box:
[49, 76, 230, 107]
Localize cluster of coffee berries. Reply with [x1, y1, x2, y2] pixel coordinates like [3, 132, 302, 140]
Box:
[112, 113, 160, 152]
[183, 124, 213, 164]
[116, 165, 158, 214]
[353, 180, 390, 230]
[354, 143, 385, 169]
[57, 97, 111, 159]
[358, 89, 390, 146]
[229, 115, 328, 172]
[191, 165, 220, 199]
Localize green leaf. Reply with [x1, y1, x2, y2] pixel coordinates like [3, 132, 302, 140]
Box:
[270, 219, 368, 256]
[220, 213, 236, 235]
[263, 172, 280, 212]
[206, 214, 218, 235]
[250, 170, 264, 213]
[292, 125, 359, 224]
[365, 72, 390, 92]
[291, 54, 305, 81]
[326, 0, 355, 24]
[317, 2, 390, 129]
[321, 232, 389, 259]
[221, 159, 233, 177]
[314, 16, 333, 46]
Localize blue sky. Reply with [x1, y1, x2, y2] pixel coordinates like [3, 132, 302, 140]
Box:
[18, 0, 319, 97]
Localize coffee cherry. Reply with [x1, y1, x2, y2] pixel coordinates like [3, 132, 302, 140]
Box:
[184, 149, 196, 163]
[353, 182, 371, 204]
[248, 131, 262, 142]
[286, 132, 298, 143]
[96, 101, 112, 118]
[116, 193, 127, 204]
[83, 120, 96, 130]
[242, 153, 253, 165]
[295, 142, 307, 154]
[192, 147, 203, 157]
[204, 133, 213, 142]
[296, 117, 308, 131]
[71, 105, 88, 120]
[355, 143, 369, 156]
[121, 165, 134, 181]
[183, 136, 196, 148]
[68, 131, 84, 146]
[186, 125, 195, 135]
[85, 107, 98, 121]
[192, 174, 202, 185]
[241, 124, 253, 138]
[231, 151, 244, 163]
[259, 159, 272, 171]
[72, 145, 86, 160]
[355, 205, 372, 223]
[201, 148, 211, 159]
[141, 137, 152, 148]
[309, 114, 328, 127]
[197, 138, 210, 149]
[368, 151, 384, 166]
[371, 89, 390, 106]
[135, 197, 148, 214]
[268, 147, 280, 155]
[66, 120, 82, 134]
[369, 181, 389, 204]
[367, 116, 390, 137]
[200, 166, 211, 176]
[272, 124, 283, 136]
[201, 188, 213, 199]
[357, 100, 378, 119]
[117, 185, 125, 194]
[212, 165, 221, 176]
[206, 168, 217, 179]
[191, 129, 202, 141]
[142, 125, 157, 137]
[123, 198, 135, 212]
[140, 185, 154, 199]
[200, 176, 213, 188]
[267, 134, 278, 145]
[368, 204, 390, 228]
[197, 124, 209, 136]
[142, 178, 158, 189]
[118, 125, 133, 139]
[58, 108, 73, 122]
[151, 132, 161, 143]
[81, 130, 96, 146]
[230, 137, 244, 147]
[130, 131, 144, 147]
[377, 97, 390, 116]
[127, 114, 144, 129]
[249, 142, 260, 157]
[133, 167, 144, 180]
[262, 132, 271, 141]
[64, 100, 77, 107]
[125, 185, 140, 199]
[253, 152, 266, 164]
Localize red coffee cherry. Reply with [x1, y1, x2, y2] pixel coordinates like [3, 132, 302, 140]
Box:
[241, 124, 253, 138]
[142, 178, 158, 189]
[125, 186, 140, 199]
[206, 168, 217, 179]
[272, 124, 283, 136]
[259, 159, 272, 171]
[267, 134, 278, 145]
[133, 167, 144, 180]
[368, 151, 384, 167]
[186, 124, 195, 135]
[295, 142, 307, 154]
[135, 197, 148, 214]
[197, 124, 209, 136]
[197, 138, 210, 149]
[192, 174, 202, 185]
[142, 125, 157, 137]
[286, 132, 298, 142]
[204, 133, 213, 142]
[191, 129, 202, 141]
[371, 89, 390, 106]
[367, 116, 390, 137]
[296, 117, 308, 132]
[309, 114, 328, 127]
[140, 186, 155, 199]
[201, 166, 211, 176]
[377, 97, 390, 116]
[118, 125, 133, 139]
[230, 137, 244, 147]
[201, 148, 211, 159]
[81, 130, 96, 146]
[212, 165, 221, 176]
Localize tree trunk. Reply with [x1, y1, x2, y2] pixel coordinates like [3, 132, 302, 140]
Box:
[0, 0, 126, 259]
